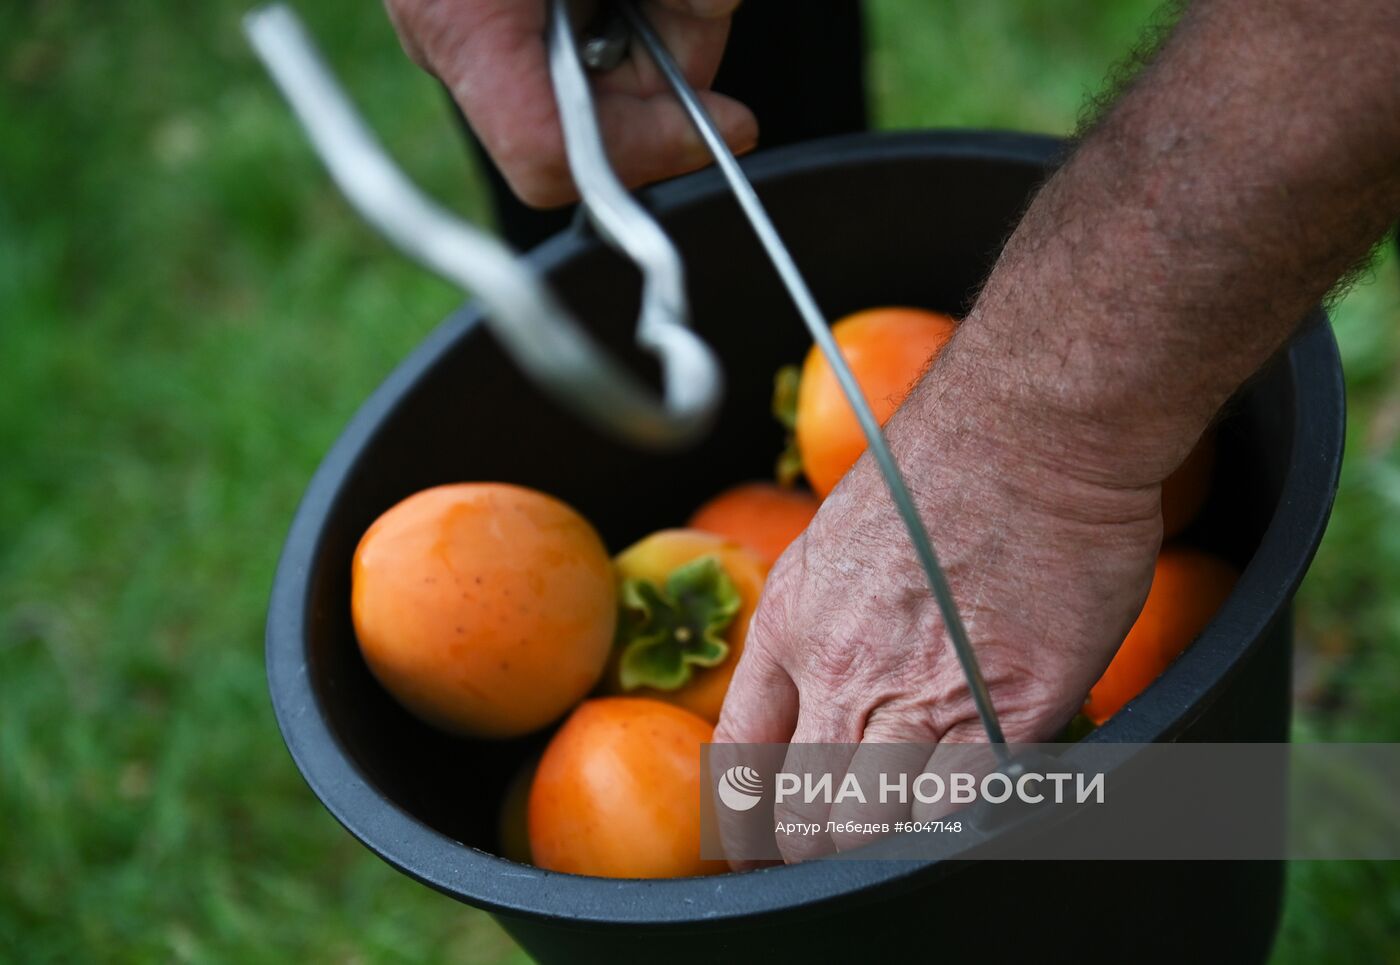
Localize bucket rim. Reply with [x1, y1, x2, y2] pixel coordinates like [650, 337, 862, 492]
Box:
[264, 128, 1344, 926]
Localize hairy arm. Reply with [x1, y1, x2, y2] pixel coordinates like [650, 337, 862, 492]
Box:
[717, 0, 1400, 862]
[950, 0, 1400, 479]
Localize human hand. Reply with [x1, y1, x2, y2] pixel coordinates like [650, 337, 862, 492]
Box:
[713, 325, 1170, 863]
[384, 0, 757, 207]
[725, 0, 1400, 867]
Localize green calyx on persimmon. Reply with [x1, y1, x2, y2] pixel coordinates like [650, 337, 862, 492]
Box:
[772, 364, 804, 488]
[616, 555, 741, 692]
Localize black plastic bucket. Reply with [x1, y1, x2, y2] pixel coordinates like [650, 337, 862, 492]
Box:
[266, 131, 1344, 963]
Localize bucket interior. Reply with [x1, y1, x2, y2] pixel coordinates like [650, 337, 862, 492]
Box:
[292, 134, 1295, 864]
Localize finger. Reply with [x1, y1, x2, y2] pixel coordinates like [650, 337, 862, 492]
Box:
[772, 703, 858, 864]
[455, 51, 757, 207]
[593, 88, 758, 192]
[423, 4, 571, 205]
[827, 706, 942, 853]
[429, 1, 755, 207]
[712, 646, 796, 870]
[827, 712, 938, 853]
[610, 4, 734, 94]
[910, 723, 1003, 823]
[714, 644, 798, 747]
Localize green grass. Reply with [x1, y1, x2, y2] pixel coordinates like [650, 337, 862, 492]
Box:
[2, 0, 1396, 961]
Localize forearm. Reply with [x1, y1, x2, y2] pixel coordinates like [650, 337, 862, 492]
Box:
[931, 0, 1400, 487]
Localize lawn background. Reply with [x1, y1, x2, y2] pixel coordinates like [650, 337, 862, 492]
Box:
[2, 1, 1397, 961]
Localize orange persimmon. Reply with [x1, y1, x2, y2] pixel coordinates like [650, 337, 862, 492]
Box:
[687, 481, 820, 566]
[1084, 546, 1238, 724]
[603, 529, 767, 724]
[790, 307, 957, 498]
[351, 483, 615, 738]
[528, 697, 725, 878]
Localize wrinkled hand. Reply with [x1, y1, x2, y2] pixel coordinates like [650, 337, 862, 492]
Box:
[714, 329, 1166, 862]
[384, 0, 757, 207]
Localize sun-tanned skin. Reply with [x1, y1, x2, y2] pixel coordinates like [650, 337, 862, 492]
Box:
[383, 0, 754, 207]
[390, 0, 1400, 861]
[717, 0, 1400, 860]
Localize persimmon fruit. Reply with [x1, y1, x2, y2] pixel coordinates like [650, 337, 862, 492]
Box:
[603, 529, 768, 723]
[351, 483, 615, 738]
[528, 697, 725, 879]
[497, 755, 537, 865]
[1083, 546, 1238, 724]
[788, 307, 957, 498]
[687, 481, 820, 566]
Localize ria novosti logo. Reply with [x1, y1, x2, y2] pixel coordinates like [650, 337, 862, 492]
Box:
[716, 765, 764, 811]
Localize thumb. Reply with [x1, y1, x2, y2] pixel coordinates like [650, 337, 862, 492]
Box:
[715, 551, 809, 745]
[714, 615, 799, 745]
[712, 626, 797, 870]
